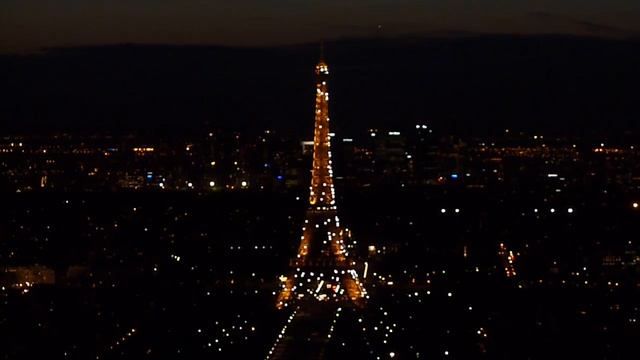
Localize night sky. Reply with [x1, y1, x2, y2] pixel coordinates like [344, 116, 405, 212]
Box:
[2, 0, 640, 53]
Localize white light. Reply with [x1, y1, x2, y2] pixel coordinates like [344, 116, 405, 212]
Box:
[567, 208, 573, 213]
[209, 181, 216, 187]
[440, 208, 446, 213]
[241, 181, 248, 188]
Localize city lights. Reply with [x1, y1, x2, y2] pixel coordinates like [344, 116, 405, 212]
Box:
[2, 30, 638, 360]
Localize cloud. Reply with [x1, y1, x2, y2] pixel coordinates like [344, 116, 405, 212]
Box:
[527, 11, 639, 37]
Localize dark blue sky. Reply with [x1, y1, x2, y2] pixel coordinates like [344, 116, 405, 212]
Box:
[2, 0, 640, 53]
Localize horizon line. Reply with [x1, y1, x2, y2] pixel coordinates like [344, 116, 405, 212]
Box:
[3, 31, 640, 56]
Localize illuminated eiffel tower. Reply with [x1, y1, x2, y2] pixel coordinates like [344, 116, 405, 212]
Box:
[276, 48, 367, 309]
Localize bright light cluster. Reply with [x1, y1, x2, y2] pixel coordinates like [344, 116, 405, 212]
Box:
[276, 56, 367, 310]
[498, 242, 518, 278]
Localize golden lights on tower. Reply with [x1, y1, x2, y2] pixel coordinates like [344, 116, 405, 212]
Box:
[277, 50, 366, 309]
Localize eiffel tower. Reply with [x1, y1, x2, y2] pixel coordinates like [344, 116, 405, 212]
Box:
[276, 48, 367, 309]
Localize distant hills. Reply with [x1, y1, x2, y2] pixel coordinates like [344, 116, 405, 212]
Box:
[1, 35, 639, 136]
